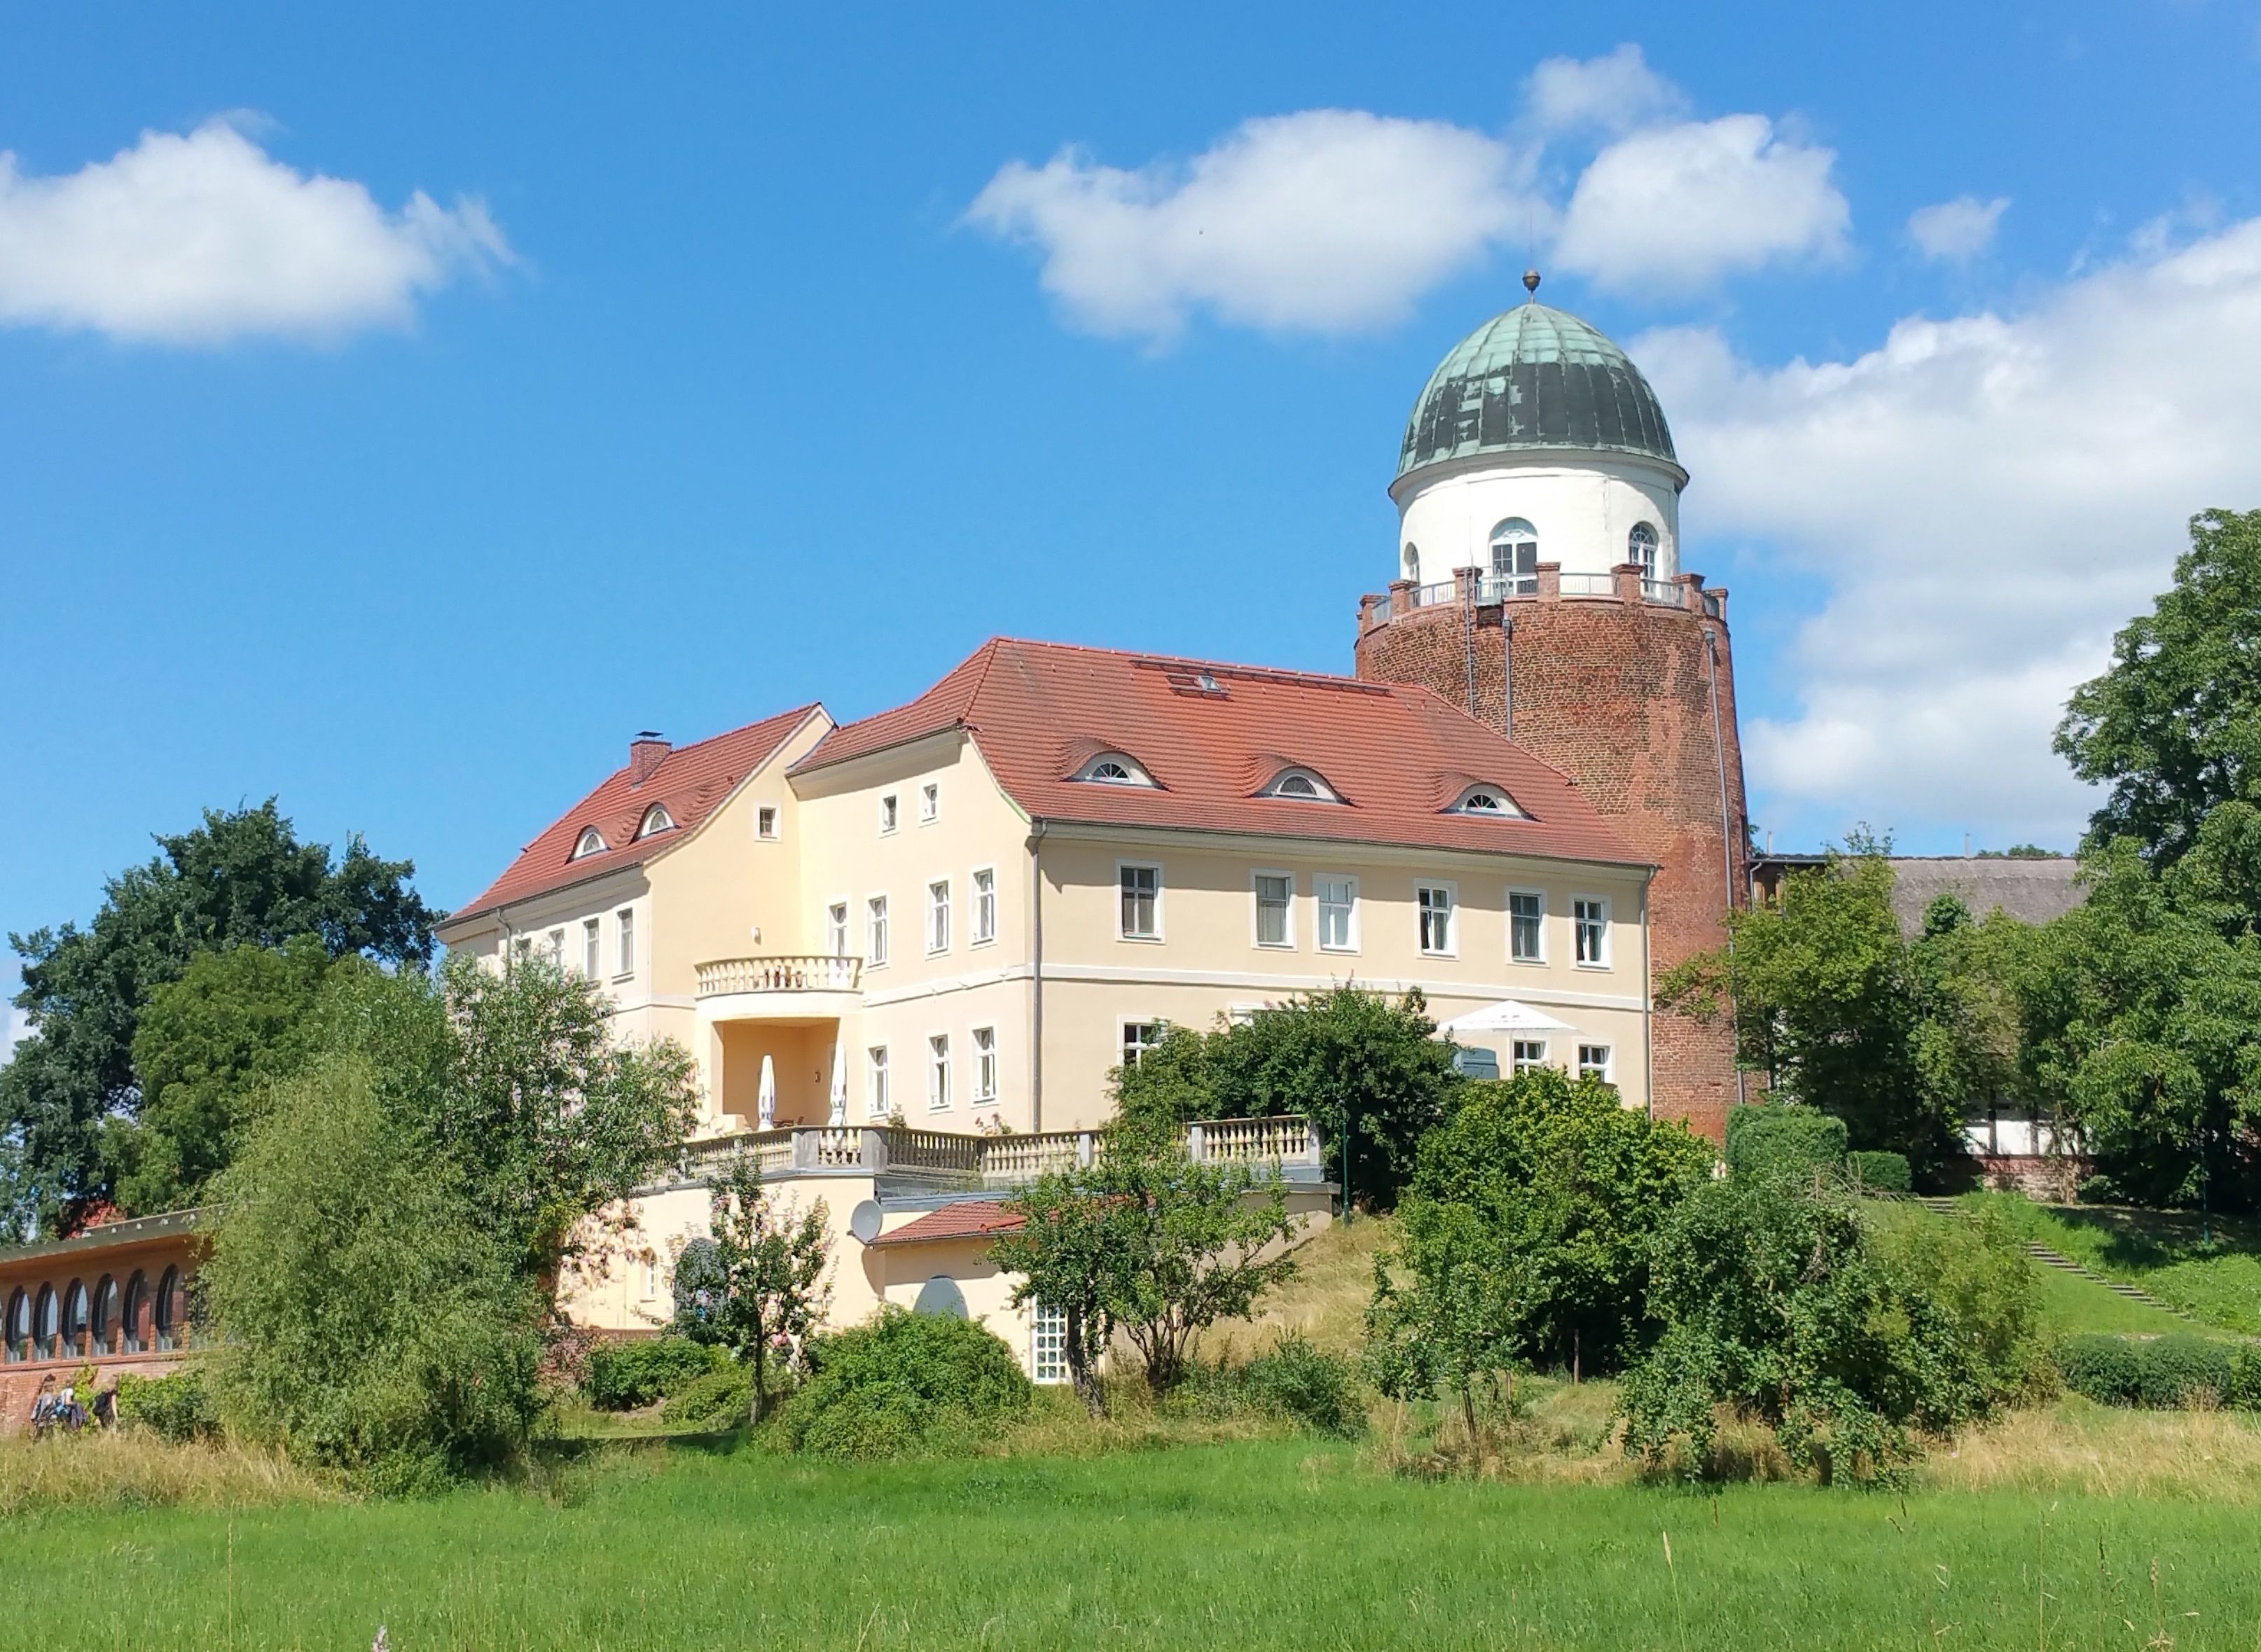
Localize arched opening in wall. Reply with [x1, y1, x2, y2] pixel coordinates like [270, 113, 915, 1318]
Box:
[4, 1289, 26, 1363]
[121, 1272, 146, 1354]
[1629, 521, 1660, 579]
[154, 1268, 181, 1352]
[1402, 543, 1419, 582]
[62, 1281, 88, 1360]
[33, 1284, 57, 1361]
[92, 1276, 116, 1356]
[1489, 518, 1538, 597]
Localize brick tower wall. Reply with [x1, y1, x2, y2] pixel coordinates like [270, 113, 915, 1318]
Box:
[1353, 564, 1749, 1140]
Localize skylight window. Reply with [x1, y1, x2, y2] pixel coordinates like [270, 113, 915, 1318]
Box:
[1262, 767, 1341, 803]
[636, 803, 677, 838]
[1074, 753, 1156, 788]
[572, 826, 608, 859]
[1450, 784, 1526, 817]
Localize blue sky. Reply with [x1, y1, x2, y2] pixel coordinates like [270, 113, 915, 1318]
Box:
[8, 0, 2261, 1029]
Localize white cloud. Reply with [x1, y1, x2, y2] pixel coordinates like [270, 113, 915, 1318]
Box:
[1523, 43, 1687, 137]
[1555, 115, 1850, 295]
[964, 111, 1534, 340]
[1640, 218, 2261, 841]
[1908, 194, 2009, 263]
[0, 117, 511, 345]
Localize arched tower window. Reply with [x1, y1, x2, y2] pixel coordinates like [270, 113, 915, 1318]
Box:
[122, 1272, 146, 1354]
[62, 1281, 88, 1359]
[1489, 518, 1538, 597]
[1629, 521, 1660, 578]
[1402, 543, 1420, 582]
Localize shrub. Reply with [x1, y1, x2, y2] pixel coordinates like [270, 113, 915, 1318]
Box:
[1725, 1104, 1846, 1179]
[1872, 1202, 2047, 1405]
[2057, 1333, 2241, 1407]
[585, 1338, 721, 1410]
[1238, 1334, 1364, 1437]
[660, 1366, 752, 1429]
[775, 1309, 1032, 1459]
[114, 1368, 220, 1443]
[1848, 1151, 1912, 1193]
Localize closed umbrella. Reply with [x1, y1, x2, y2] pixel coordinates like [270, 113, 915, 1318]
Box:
[828, 1041, 847, 1126]
[757, 1054, 777, 1129]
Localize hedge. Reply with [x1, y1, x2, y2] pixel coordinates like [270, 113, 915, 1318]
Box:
[1847, 1151, 1912, 1193]
[114, 1367, 220, 1443]
[584, 1337, 724, 1410]
[775, 1308, 1032, 1459]
[1725, 1105, 1847, 1179]
[2056, 1333, 2261, 1408]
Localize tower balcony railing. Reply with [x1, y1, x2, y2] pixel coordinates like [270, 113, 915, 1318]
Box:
[1360, 564, 1727, 634]
[695, 954, 862, 997]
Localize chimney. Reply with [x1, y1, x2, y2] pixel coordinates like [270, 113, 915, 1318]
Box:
[629, 730, 670, 786]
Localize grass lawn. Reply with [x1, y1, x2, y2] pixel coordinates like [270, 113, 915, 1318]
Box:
[11, 1434, 2261, 1649]
[1960, 1194, 2261, 1336]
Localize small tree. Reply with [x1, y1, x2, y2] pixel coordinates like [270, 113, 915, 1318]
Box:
[995, 1130, 1301, 1403]
[696, 1156, 830, 1425]
[1366, 1195, 1543, 1444]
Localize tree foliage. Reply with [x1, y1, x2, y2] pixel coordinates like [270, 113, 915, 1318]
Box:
[775, 1308, 1031, 1459]
[686, 1156, 831, 1425]
[1110, 985, 1463, 1207]
[1367, 1070, 1714, 1431]
[1, 802, 438, 1233]
[993, 1130, 1301, 1406]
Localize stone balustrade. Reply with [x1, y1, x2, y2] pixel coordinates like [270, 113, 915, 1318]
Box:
[694, 955, 862, 997]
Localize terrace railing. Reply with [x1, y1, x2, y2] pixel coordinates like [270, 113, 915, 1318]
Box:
[695, 955, 862, 997]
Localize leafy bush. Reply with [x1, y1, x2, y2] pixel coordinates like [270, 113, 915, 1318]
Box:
[113, 1368, 219, 1443]
[1725, 1105, 1846, 1179]
[1871, 1204, 2049, 1403]
[1848, 1151, 1912, 1193]
[584, 1338, 721, 1410]
[2056, 1333, 2241, 1408]
[660, 1366, 752, 1428]
[774, 1308, 1032, 1459]
[1238, 1334, 1364, 1437]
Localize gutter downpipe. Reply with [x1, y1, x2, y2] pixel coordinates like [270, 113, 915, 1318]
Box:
[1640, 866, 1655, 1123]
[1463, 595, 1477, 720]
[1500, 613, 1514, 737]
[1703, 627, 1747, 1110]
[1030, 819, 1046, 1134]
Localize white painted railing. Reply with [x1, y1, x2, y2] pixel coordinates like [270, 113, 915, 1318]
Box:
[1642, 577, 1683, 606]
[1558, 571, 1615, 597]
[695, 955, 862, 997]
[1189, 1115, 1323, 1165]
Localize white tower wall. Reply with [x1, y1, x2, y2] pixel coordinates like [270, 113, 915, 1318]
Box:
[1390, 450, 1684, 588]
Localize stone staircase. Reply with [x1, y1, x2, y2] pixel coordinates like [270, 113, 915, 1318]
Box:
[1914, 1196, 2196, 1324]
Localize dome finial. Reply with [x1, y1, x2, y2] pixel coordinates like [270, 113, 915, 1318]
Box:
[1523, 268, 1542, 300]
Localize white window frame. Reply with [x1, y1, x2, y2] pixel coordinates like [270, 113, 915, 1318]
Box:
[867, 1046, 890, 1118]
[546, 927, 565, 966]
[1315, 873, 1360, 953]
[1121, 1020, 1166, 1069]
[866, 896, 890, 969]
[1416, 881, 1458, 958]
[1512, 1038, 1549, 1074]
[919, 782, 939, 824]
[879, 793, 899, 835]
[1117, 861, 1163, 942]
[615, 908, 636, 978]
[1030, 1300, 1070, 1384]
[755, 805, 780, 840]
[827, 901, 849, 957]
[927, 877, 952, 955]
[971, 866, 997, 947]
[972, 1025, 998, 1102]
[1577, 1043, 1614, 1083]
[1507, 888, 1547, 964]
[1251, 868, 1295, 950]
[927, 1034, 951, 1112]
[642, 1260, 658, 1300]
[1573, 896, 1612, 969]
[581, 917, 600, 978]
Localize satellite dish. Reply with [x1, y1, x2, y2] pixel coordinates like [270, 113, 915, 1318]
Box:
[913, 1275, 968, 1319]
[848, 1200, 884, 1244]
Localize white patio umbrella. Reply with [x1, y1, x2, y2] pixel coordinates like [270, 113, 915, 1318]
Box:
[756, 1053, 777, 1129]
[1434, 999, 1575, 1036]
[827, 1041, 848, 1126]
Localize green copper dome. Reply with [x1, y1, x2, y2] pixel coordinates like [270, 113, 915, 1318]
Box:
[1397, 299, 1678, 480]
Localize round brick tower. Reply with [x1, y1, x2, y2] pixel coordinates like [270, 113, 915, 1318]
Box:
[1353, 279, 1749, 1139]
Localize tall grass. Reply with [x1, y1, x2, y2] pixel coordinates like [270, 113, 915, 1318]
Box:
[0, 1429, 326, 1517]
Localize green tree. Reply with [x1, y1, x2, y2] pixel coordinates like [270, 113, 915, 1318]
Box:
[200, 1054, 544, 1492]
[1112, 985, 1463, 1207]
[694, 1156, 831, 1425]
[1, 802, 438, 1233]
[993, 1130, 1301, 1401]
[2057, 508, 2261, 897]
[105, 937, 362, 1216]
[1366, 1190, 1551, 1444]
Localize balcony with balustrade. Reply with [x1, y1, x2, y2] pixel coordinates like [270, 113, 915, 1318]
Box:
[1359, 561, 1725, 635]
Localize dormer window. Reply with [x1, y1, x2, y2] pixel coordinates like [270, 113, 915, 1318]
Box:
[1074, 753, 1156, 788]
[636, 803, 677, 838]
[572, 826, 608, 860]
[1262, 767, 1342, 803]
[1450, 784, 1527, 817]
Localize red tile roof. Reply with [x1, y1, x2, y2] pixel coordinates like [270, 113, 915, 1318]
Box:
[794, 639, 1640, 866]
[864, 1200, 1025, 1248]
[448, 704, 823, 925]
